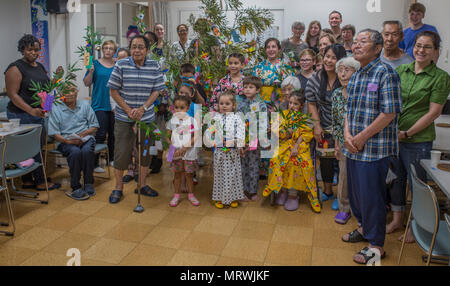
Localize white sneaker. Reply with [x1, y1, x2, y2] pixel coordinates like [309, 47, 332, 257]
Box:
[94, 166, 105, 173]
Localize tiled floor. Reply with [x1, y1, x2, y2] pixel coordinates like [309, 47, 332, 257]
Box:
[0, 156, 437, 266]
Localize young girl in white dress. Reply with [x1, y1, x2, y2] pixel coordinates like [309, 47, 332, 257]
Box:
[211, 90, 246, 208]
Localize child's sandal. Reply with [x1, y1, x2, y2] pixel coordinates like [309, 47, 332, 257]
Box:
[188, 194, 200, 206]
[230, 201, 238, 208]
[214, 201, 224, 209]
[170, 195, 180, 207]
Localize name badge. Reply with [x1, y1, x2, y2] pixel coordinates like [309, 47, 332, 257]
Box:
[367, 83, 378, 92]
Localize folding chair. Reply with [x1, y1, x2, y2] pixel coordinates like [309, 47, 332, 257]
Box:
[398, 164, 450, 265]
[0, 139, 15, 236]
[0, 126, 49, 204]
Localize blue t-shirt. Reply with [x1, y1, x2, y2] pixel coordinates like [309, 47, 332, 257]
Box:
[399, 24, 439, 59]
[84, 60, 114, 112]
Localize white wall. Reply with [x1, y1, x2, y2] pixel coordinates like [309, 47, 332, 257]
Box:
[418, 0, 450, 73]
[167, 0, 409, 43]
[0, 0, 31, 92]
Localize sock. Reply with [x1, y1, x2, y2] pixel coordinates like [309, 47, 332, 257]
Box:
[174, 193, 180, 198]
[188, 193, 195, 198]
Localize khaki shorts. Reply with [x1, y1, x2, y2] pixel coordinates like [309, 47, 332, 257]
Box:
[114, 120, 155, 170]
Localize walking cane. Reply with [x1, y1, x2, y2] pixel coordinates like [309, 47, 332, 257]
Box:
[134, 123, 144, 213]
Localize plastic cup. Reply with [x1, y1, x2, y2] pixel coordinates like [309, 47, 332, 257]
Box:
[2, 122, 13, 131]
[430, 150, 441, 168]
[9, 118, 20, 128]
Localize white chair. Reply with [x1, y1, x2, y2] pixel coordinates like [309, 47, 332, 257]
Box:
[0, 139, 15, 236]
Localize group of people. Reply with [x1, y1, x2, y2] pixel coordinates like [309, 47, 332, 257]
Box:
[4, 2, 449, 265]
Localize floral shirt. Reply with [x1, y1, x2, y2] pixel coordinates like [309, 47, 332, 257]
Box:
[252, 59, 295, 86]
[210, 74, 244, 111]
[331, 87, 347, 146]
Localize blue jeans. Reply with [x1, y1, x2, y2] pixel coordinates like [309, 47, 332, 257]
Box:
[57, 138, 95, 191]
[6, 110, 45, 185]
[388, 142, 432, 212]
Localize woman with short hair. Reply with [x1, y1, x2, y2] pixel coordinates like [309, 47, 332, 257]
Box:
[84, 40, 118, 172]
[172, 24, 191, 60]
[281, 21, 309, 69]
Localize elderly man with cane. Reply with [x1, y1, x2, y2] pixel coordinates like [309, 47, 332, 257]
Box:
[107, 35, 166, 206]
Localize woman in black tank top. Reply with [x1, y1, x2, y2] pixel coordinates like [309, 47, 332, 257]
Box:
[4, 34, 61, 191]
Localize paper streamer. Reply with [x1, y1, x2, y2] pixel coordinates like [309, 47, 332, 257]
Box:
[249, 138, 258, 151]
[155, 140, 163, 150]
[149, 146, 157, 156]
[43, 93, 55, 112]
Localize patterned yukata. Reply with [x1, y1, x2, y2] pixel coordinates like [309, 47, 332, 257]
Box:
[252, 59, 295, 105]
[210, 74, 244, 111]
[265, 110, 320, 211]
[237, 95, 268, 196]
[212, 113, 246, 205]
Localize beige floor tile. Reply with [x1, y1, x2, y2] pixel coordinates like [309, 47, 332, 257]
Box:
[231, 220, 275, 241]
[38, 211, 88, 231]
[20, 251, 70, 266]
[312, 227, 363, 252]
[0, 245, 37, 266]
[271, 225, 314, 246]
[167, 250, 219, 266]
[142, 226, 191, 249]
[311, 246, 358, 266]
[43, 232, 100, 254]
[124, 208, 170, 225]
[265, 242, 312, 266]
[313, 211, 356, 232]
[276, 209, 318, 228]
[222, 237, 270, 262]
[82, 259, 116, 266]
[215, 256, 263, 266]
[180, 231, 230, 255]
[104, 222, 154, 243]
[83, 238, 137, 264]
[93, 205, 135, 221]
[159, 212, 203, 230]
[70, 217, 119, 237]
[241, 206, 279, 224]
[0, 224, 33, 244]
[206, 204, 246, 220]
[63, 200, 108, 216]
[171, 198, 211, 216]
[44, 195, 76, 211]
[14, 208, 57, 226]
[5, 227, 64, 250]
[194, 216, 239, 236]
[120, 244, 177, 266]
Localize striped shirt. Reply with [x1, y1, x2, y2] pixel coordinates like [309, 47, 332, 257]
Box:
[107, 56, 165, 123]
[304, 71, 341, 130]
[343, 57, 402, 162]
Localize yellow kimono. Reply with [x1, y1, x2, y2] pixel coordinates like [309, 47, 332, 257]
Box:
[263, 111, 321, 212]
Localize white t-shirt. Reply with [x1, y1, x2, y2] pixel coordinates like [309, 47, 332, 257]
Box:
[166, 114, 199, 161]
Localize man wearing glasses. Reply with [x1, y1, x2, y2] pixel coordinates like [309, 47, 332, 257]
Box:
[342, 29, 402, 264]
[107, 35, 166, 204]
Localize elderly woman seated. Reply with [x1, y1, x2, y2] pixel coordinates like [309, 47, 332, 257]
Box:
[48, 84, 99, 200]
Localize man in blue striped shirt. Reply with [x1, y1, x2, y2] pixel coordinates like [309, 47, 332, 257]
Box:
[107, 35, 165, 204]
[341, 29, 402, 264]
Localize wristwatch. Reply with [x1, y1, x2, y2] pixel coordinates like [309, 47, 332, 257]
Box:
[404, 131, 412, 139]
[143, 104, 150, 112]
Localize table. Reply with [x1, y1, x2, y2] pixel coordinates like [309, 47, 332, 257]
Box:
[0, 112, 7, 120]
[433, 115, 450, 153]
[420, 159, 450, 198]
[0, 124, 41, 139]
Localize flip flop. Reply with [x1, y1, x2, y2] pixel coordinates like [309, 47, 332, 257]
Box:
[353, 247, 386, 264]
[65, 189, 89, 201]
[109, 190, 123, 204]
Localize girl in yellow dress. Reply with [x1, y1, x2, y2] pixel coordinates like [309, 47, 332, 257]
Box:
[262, 91, 321, 213]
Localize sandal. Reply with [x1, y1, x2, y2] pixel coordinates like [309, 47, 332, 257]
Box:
[169, 195, 180, 207]
[188, 194, 200, 206]
[214, 201, 224, 209]
[342, 229, 367, 243]
[65, 189, 89, 201]
[109, 190, 123, 204]
[353, 247, 386, 265]
[134, 185, 159, 197]
[230, 201, 238, 208]
[122, 175, 135, 183]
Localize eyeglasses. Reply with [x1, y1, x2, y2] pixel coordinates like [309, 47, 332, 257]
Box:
[299, 59, 313, 63]
[352, 40, 371, 47]
[103, 47, 115, 51]
[178, 29, 188, 33]
[414, 44, 434, 51]
[130, 45, 146, 50]
[337, 67, 355, 73]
